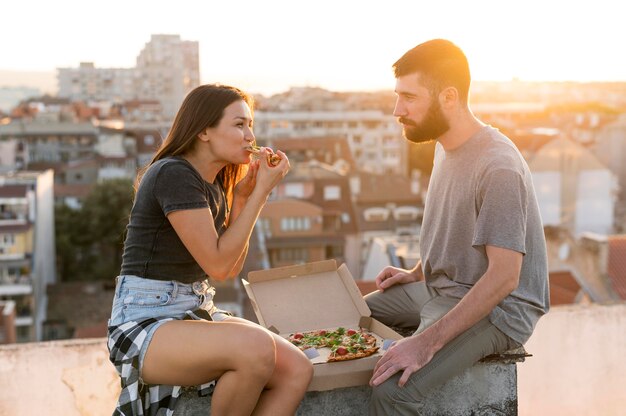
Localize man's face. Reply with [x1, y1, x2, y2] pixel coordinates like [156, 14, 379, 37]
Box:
[393, 73, 450, 143]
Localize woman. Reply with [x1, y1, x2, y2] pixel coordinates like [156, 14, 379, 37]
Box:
[108, 84, 313, 416]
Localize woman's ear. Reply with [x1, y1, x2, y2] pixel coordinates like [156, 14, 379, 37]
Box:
[197, 129, 211, 142]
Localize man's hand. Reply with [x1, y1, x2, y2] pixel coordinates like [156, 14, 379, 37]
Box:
[370, 333, 438, 387]
[375, 265, 421, 291]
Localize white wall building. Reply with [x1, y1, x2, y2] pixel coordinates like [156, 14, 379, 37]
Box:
[592, 115, 626, 228]
[530, 136, 617, 236]
[58, 34, 199, 119]
[254, 110, 407, 175]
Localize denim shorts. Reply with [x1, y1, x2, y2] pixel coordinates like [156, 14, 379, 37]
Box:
[108, 274, 228, 374]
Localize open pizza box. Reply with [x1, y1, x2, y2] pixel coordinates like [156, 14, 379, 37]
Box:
[243, 259, 402, 391]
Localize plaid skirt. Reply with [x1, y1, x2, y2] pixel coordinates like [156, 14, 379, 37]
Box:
[108, 315, 216, 416]
[107, 275, 228, 416]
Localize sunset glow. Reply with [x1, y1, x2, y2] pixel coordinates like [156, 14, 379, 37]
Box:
[1, 0, 624, 95]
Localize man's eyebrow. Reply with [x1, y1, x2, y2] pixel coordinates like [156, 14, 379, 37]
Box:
[395, 90, 418, 97]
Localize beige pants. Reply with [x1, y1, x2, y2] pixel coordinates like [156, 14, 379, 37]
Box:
[364, 282, 519, 416]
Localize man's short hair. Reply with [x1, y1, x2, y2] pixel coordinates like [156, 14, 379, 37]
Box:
[393, 39, 471, 102]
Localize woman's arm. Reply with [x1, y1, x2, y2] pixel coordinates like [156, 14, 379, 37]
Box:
[168, 151, 288, 280]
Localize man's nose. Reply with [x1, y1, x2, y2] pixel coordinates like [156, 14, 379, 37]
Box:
[393, 100, 406, 117]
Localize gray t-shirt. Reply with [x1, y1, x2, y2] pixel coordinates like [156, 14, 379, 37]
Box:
[420, 125, 549, 344]
[120, 156, 228, 283]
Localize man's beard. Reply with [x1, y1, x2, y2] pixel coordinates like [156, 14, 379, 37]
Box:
[399, 99, 450, 144]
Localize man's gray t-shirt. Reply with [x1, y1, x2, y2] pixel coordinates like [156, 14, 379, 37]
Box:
[420, 125, 549, 344]
[120, 156, 228, 283]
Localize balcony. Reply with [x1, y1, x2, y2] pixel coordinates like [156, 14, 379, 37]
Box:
[0, 274, 32, 295]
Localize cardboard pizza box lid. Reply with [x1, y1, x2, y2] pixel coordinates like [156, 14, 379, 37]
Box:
[243, 259, 372, 335]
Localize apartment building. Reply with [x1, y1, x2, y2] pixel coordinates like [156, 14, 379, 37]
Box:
[0, 120, 98, 171]
[254, 110, 407, 175]
[0, 170, 55, 342]
[258, 160, 359, 272]
[58, 34, 199, 119]
[530, 135, 617, 236]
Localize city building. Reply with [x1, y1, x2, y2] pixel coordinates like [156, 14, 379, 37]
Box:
[0, 300, 16, 344]
[0, 170, 55, 342]
[529, 135, 617, 236]
[350, 171, 423, 278]
[593, 115, 626, 231]
[0, 119, 98, 171]
[58, 34, 199, 119]
[258, 160, 359, 272]
[254, 110, 407, 175]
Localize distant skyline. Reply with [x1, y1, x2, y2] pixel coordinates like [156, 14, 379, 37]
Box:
[2, 0, 625, 96]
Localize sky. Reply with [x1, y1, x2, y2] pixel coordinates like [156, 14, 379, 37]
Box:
[1, 0, 625, 96]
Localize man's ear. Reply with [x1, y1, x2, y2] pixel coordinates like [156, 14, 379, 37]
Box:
[439, 87, 458, 109]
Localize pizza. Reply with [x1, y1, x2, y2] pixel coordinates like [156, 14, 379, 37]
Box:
[287, 327, 379, 362]
[245, 145, 282, 166]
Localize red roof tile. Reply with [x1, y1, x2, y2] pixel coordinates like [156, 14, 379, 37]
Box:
[549, 270, 582, 306]
[608, 236, 626, 300]
[356, 280, 378, 296]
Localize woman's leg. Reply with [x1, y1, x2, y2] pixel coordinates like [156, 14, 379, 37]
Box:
[226, 317, 314, 416]
[141, 319, 277, 416]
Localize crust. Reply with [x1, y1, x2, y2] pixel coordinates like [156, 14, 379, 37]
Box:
[328, 346, 379, 362]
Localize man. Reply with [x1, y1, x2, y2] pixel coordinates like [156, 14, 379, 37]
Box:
[365, 39, 549, 415]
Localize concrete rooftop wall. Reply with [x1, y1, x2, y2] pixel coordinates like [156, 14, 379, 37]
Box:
[0, 302, 624, 415]
[518, 302, 626, 416]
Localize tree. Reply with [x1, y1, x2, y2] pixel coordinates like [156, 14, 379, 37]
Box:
[55, 178, 134, 281]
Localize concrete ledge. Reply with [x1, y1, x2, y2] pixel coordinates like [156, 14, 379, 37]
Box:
[175, 360, 518, 415]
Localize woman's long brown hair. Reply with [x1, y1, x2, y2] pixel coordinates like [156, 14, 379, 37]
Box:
[135, 84, 254, 219]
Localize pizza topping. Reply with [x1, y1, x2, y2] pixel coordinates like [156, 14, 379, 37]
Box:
[288, 327, 379, 362]
[335, 346, 348, 356]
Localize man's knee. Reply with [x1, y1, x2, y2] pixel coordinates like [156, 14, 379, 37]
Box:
[369, 374, 425, 415]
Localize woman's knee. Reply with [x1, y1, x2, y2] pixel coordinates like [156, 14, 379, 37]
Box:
[240, 328, 276, 378]
[291, 351, 313, 386]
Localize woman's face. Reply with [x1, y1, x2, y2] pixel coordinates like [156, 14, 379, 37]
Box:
[202, 99, 255, 164]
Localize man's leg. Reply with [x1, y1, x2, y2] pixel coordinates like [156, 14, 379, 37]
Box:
[369, 295, 517, 416]
[364, 282, 432, 330]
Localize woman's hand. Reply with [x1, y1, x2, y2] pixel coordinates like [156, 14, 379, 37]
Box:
[255, 148, 290, 193]
[234, 159, 259, 201]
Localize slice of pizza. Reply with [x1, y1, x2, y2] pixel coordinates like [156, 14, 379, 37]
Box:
[245, 144, 282, 166]
[327, 328, 379, 362]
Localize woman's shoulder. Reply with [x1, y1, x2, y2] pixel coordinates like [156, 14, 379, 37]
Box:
[145, 157, 200, 180]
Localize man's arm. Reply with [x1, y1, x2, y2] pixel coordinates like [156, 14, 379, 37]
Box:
[370, 245, 522, 387]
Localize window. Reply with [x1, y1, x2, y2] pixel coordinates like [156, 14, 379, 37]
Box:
[274, 247, 308, 262]
[324, 185, 341, 200]
[364, 207, 390, 222]
[284, 183, 305, 198]
[325, 245, 344, 258]
[280, 217, 311, 232]
[0, 234, 15, 247]
[393, 206, 421, 221]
